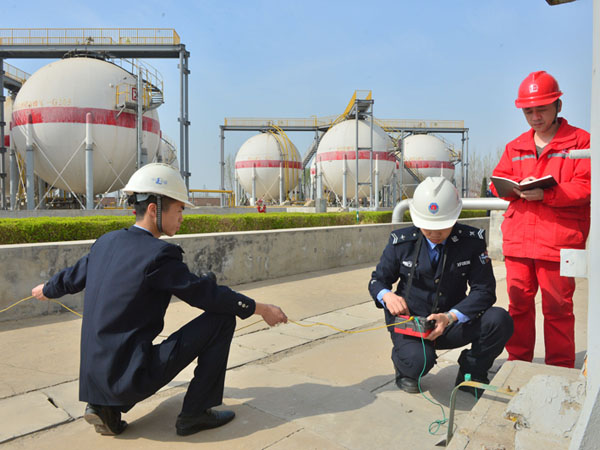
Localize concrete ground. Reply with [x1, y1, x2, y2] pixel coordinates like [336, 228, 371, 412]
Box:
[0, 261, 588, 449]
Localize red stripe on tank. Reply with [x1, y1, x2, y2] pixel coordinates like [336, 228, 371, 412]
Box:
[235, 160, 302, 169]
[11, 107, 160, 135]
[404, 160, 454, 169]
[316, 150, 397, 162]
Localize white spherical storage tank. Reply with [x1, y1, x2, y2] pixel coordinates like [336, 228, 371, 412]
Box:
[235, 132, 301, 201]
[403, 134, 455, 182]
[11, 57, 160, 194]
[316, 119, 396, 199]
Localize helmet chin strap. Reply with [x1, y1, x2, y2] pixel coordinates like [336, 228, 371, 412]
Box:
[156, 195, 163, 233]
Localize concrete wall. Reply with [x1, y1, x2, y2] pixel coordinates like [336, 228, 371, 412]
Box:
[0, 218, 489, 322]
[488, 210, 505, 261]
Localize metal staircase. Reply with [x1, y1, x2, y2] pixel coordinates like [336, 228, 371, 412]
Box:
[114, 58, 164, 113]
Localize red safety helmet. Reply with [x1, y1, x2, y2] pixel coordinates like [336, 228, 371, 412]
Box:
[515, 71, 562, 108]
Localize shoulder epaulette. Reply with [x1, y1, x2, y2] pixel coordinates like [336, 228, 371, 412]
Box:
[454, 224, 486, 240]
[390, 229, 419, 245]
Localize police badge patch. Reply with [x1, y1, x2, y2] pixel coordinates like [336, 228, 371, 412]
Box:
[479, 251, 490, 264]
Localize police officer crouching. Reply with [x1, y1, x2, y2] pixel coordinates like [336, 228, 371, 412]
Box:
[32, 163, 288, 436]
[369, 177, 513, 396]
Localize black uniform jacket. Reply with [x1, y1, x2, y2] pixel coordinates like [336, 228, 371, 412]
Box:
[43, 226, 256, 406]
[368, 223, 496, 319]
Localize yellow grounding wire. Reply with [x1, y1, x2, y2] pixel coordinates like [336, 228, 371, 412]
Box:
[2, 296, 410, 334]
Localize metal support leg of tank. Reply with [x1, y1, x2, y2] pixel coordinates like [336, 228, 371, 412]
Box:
[85, 112, 94, 210]
[373, 155, 380, 211]
[342, 155, 347, 210]
[37, 177, 45, 210]
[234, 176, 239, 207]
[0, 57, 5, 210]
[9, 148, 17, 210]
[251, 165, 256, 207]
[392, 169, 398, 206]
[279, 163, 284, 205]
[26, 118, 35, 210]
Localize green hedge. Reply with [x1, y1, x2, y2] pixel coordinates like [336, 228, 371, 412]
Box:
[0, 210, 487, 245]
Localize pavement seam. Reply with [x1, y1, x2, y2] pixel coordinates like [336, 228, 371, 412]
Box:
[0, 408, 74, 446]
[0, 377, 78, 401]
[0, 301, 426, 443]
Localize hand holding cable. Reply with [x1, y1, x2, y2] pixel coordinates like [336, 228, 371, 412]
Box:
[32, 283, 49, 301]
[254, 302, 288, 326]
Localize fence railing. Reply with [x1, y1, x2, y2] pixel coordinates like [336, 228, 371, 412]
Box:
[3, 61, 30, 84]
[0, 28, 180, 46]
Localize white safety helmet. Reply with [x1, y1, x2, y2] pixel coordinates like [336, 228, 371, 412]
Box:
[123, 163, 194, 207]
[409, 177, 462, 230]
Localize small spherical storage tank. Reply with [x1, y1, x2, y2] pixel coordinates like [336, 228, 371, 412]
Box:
[316, 119, 396, 198]
[235, 132, 301, 201]
[403, 134, 455, 182]
[11, 57, 160, 194]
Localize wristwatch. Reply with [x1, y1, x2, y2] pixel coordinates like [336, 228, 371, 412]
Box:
[445, 311, 456, 326]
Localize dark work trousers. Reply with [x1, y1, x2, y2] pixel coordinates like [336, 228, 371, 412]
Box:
[385, 307, 513, 380]
[140, 311, 236, 415]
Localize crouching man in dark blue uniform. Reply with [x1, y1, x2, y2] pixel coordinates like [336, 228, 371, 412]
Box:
[31, 163, 288, 437]
[369, 177, 513, 396]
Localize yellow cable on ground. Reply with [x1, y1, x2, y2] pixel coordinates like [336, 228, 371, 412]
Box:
[2, 296, 413, 335]
[234, 317, 412, 333]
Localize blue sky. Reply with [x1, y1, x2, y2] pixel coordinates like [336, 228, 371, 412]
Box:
[3, 0, 593, 190]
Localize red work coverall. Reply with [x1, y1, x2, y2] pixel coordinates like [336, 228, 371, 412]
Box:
[491, 118, 590, 368]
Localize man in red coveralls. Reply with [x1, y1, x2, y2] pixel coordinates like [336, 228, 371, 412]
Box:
[491, 71, 590, 368]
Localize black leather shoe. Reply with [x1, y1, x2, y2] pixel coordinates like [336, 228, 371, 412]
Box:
[455, 369, 489, 398]
[396, 376, 420, 393]
[83, 403, 128, 435]
[176, 408, 235, 436]
[394, 366, 420, 393]
[395, 376, 420, 393]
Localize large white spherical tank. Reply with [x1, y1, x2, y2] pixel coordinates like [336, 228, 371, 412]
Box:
[235, 133, 301, 201]
[316, 119, 396, 198]
[11, 57, 160, 194]
[403, 134, 455, 182]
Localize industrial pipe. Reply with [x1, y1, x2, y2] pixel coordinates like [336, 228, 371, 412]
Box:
[392, 197, 509, 224]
